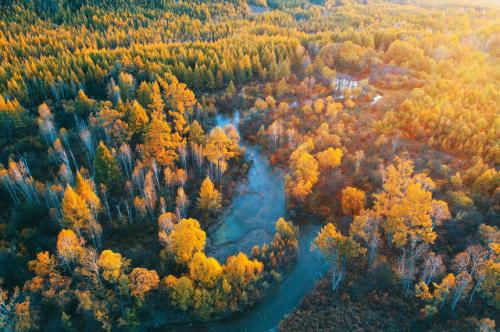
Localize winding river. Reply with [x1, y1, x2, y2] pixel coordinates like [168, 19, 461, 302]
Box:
[188, 111, 327, 331]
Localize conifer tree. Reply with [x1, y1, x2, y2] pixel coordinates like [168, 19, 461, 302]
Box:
[94, 141, 122, 190]
[197, 176, 222, 215]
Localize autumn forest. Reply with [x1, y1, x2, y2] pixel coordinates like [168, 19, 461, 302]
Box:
[0, 0, 498, 331]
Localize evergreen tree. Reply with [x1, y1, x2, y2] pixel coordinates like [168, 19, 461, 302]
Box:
[94, 141, 122, 190]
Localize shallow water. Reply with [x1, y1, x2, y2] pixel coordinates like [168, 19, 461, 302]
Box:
[189, 111, 327, 331]
[208, 112, 286, 260]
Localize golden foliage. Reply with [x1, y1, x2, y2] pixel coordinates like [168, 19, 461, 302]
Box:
[197, 176, 222, 214]
[129, 268, 160, 298]
[189, 252, 223, 288]
[341, 186, 366, 216]
[168, 218, 206, 264]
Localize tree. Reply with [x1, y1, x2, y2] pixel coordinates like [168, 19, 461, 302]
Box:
[129, 268, 160, 299]
[197, 176, 222, 215]
[223, 253, 263, 288]
[94, 141, 122, 189]
[144, 115, 181, 166]
[175, 187, 189, 219]
[137, 81, 153, 108]
[158, 212, 177, 251]
[430, 200, 450, 230]
[478, 258, 499, 309]
[98, 250, 126, 283]
[56, 229, 83, 267]
[14, 297, 35, 331]
[189, 120, 205, 146]
[225, 80, 236, 98]
[37, 103, 56, 145]
[287, 148, 319, 200]
[125, 100, 149, 135]
[341, 186, 366, 216]
[168, 218, 206, 264]
[478, 318, 496, 332]
[148, 81, 164, 115]
[189, 252, 222, 288]
[28, 251, 57, 277]
[118, 72, 135, 102]
[349, 210, 380, 267]
[163, 275, 194, 311]
[75, 172, 101, 213]
[313, 223, 365, 291]
[61, 185, 92, 232]
[316, 147, 343, 170]
[204, 127, 235, 180]
[373, 158, 446, 295]
[421, 252, 445, 285]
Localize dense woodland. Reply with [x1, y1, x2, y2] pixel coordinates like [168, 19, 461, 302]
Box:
[0, 0, 498, 331]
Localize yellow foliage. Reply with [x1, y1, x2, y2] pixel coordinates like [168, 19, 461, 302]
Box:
[224, 253, 263, 287]
[197, 176, 222, 213]
[204, 127, 235, 174]
[28, 251, 56, 277]
[432, 273, 455, 304]
[415, 281, 432, 301]
[189, 252, 222, 288]
[56, 229, 82, 263]
[75, 172, 101, 212]
[129, 268, 160, 298]
[144, 115, 181, 166]
[317, 147, 343, 170]
[374, 158, 441, 247]
[61, 185, 92, 231]
[313, 223, 365, 261]
[98, 250, 124, 283]
[341, 186, 366, 216]
[168, 218, 206, 264]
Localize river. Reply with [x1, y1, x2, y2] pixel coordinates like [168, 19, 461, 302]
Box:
[184, 111, 327, 331]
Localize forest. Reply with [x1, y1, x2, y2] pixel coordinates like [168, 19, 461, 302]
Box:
[0, 0, 498, 331]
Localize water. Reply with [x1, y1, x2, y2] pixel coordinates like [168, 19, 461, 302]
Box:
[207, 112, 287, 261]
[188, 111, 327, 331]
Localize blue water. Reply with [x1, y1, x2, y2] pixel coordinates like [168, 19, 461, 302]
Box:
[187, 111, 327, 331]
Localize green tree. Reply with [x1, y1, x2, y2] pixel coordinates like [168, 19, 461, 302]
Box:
[94, 141, 122, 190]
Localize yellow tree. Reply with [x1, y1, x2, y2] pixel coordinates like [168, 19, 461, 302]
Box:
[28, 251, 57, 277]
[189, 252, 223, 288]
[373, 158, 449, 296]
[287, 150, 319, 200]
[98, 250, 127, 283]
[341, 186, 366, 216]
[64, 180, 102, 247]
[126, 100, 149, 135]
[204, 127, 235, 180]
[316, 147, 343, 170]
[223, 253, 263, 288]
[313, 223, 365, 291]
[168, 218, 206, 264]
[349, 210, 381, 267]
[61, 186, 92, 233]
[56, 229, 83, 268]
[197, 176, 222, 215]
[75, 172, 101, 213]
[129, 268, 160, 299]
[148, 81, 164, 115]
[144, 114, 182, 166]
[373, 158, 439, 246]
